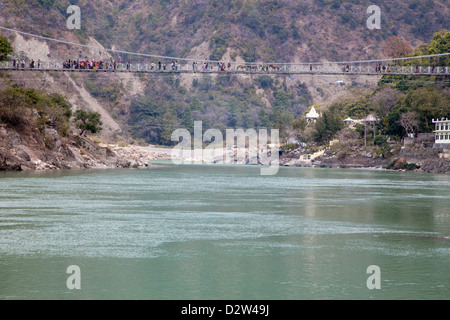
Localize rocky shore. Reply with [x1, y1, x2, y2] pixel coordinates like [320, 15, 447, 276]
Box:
[2, 121, 449, 175]
[0, 124, 171, 172]
[280, 143, 450, 174]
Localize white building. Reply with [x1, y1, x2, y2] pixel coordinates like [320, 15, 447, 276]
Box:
[344, 117, 354, 124]
[343, 114, 379, 128]
[433, 118, 450, 144]
[305, 106, 320, 123]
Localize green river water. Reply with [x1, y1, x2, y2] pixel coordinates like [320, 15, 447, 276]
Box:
[0, 163, 449, 299]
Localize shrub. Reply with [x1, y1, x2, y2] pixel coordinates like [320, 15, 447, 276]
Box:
[256, 75, 274, 89]
[209, 35, 228, 61]
[0, 88, 30, 128]
[0, 88, 72, 133]
[386, 159, 397, 169]
[0, 36, 13, 62]
[374, 135, 388, 146]
[337, 150, 350, 160]
[393, 157, 408, 169]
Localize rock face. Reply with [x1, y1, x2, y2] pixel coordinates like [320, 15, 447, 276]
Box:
[280, 143, 450, 174]
[396, 145, 450, 174]
[0, 124, 152, 171]
[111, 146, 170, 168]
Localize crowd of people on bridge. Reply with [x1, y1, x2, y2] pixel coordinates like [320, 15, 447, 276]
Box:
[6, 57, 447, 74]
[375, 64, 398, 73]
[191, 61, 232, 72]
[63, 59, 130, 70]
[62, 59, 185, 71]
[60, 59, 236, 73]
[12, 58, 41, 69]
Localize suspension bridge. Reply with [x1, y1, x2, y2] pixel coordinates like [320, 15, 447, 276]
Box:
[1, 60, 449, 76]
[1, 26, 449, 77]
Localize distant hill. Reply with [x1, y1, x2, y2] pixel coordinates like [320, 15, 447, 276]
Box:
[2, 0, 449, 62]
[0, 0, 449, 145]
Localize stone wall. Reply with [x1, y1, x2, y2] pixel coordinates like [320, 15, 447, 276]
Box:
[433, 143, 450, 149]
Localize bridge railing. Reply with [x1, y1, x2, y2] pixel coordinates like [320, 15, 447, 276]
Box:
[0, 60, 63, 70]
[113, 62, 450, 75]
[1, 59, 449, 75]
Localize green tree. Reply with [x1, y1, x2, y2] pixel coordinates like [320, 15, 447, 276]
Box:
[312, 110, 344, 144]
[181, 105, 193, 132]
[74, 110, 103, 136]
[344, 98, 374, 119]
[384, 87, 449, 138]
[427, 30, 450, 66]
[398, 87, 449, 133]
[209, 35, 228, 61]
[256, 75, 274, 89]
[372, 87, 404, 120]
[38, 93, 73, 134]
[0, 36, 13, 62]
[384, 104, 408, 138]
[291, 117, 309, 142]
[159, 110, 178, 145]
[380, 30, 450, 90]
[273, 89, 293, 111]
[274, 110, 294, 143]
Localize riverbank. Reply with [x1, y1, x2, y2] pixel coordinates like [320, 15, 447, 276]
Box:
[2, 121, 449, 175]
[0, 123, 173, 171]
[279, 143, 450, 174]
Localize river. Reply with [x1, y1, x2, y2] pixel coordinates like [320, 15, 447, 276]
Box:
[0, 163, 449, 299]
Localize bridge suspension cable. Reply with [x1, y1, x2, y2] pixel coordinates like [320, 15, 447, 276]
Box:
[1, 26, 449, 66]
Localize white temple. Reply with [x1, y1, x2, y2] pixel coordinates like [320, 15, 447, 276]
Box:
[305, 106, 320, 123]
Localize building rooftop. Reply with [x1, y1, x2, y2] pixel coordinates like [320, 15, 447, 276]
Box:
[432, 118, 450, 123]
[305, 107, 320, 119]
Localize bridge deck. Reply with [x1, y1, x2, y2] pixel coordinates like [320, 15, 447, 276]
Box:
[1, 61, 449, 76]
[1, 67, 449, 76]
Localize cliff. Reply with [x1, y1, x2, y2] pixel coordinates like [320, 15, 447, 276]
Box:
[0, 123, 153, 171]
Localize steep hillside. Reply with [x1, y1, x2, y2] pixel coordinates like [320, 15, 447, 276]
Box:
[2, 0, 448, 62]
[0, 0, 449, 146]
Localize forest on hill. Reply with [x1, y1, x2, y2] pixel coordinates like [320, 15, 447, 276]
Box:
[2, 0, 449, 61]
[0, 0, 449, 147]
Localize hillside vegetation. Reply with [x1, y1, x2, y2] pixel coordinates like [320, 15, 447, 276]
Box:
[0, 0, 449, 147]
[3, 0, 449, 62]
[295, 31, 450, 147]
